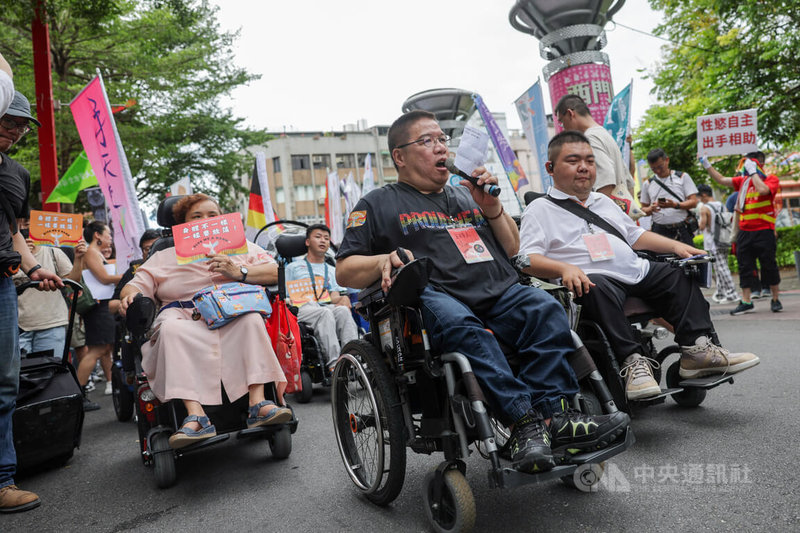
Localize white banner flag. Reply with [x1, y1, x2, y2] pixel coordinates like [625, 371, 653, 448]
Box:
[326, 170, 344, 244]
[362, 153, 375, 196]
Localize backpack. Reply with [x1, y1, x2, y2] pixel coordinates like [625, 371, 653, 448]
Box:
[708, 203, 733, 249]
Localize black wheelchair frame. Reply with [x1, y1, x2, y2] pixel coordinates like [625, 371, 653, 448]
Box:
[330, 259, 634, 532]
[119, 196, 298, 489]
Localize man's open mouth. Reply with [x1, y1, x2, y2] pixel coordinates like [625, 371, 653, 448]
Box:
[435, 160, 447, 169]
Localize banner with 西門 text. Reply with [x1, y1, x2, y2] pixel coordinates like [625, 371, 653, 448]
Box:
[70, 75, 144, 273]
[697, 109, 757, 157]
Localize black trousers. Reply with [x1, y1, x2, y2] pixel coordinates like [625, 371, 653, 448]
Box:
[652, 221, 695, 245]
[576, 261, 713, 363]
[736, 229, 780, 289]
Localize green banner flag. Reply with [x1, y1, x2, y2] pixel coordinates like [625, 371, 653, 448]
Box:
[46, 151, 99, 204]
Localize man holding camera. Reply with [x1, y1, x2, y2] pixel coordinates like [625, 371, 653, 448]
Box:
[640, 149, 699, 245]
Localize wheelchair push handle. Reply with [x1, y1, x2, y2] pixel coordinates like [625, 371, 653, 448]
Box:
[15, 278, 81, 296]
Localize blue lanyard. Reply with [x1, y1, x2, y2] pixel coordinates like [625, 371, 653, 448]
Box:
[305, 258, 329, 302]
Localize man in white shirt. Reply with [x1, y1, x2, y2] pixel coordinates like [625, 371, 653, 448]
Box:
[519, 131, 759, 401]
[554, 94, 635, 198]
[640, 148, 699, 245]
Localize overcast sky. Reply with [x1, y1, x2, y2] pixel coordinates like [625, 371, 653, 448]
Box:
[212, 0, 667, 133]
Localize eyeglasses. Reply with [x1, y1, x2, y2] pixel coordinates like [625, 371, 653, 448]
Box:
[0, 117, 31, 135]
[396, 134, 451, 150]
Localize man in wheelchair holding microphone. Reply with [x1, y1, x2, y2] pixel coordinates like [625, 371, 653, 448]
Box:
[335, 111, 629, 474]
[518, 131, 759, 402]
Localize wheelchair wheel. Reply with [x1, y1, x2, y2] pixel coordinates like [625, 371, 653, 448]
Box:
[151, 433, 177, 489]
[112, 370, 134, 422]
[666, 362, 707, 407]
[331, 340, 406, 506]
[422, 468, 476, 533]
[295, 371, 313, 404]
[269, 426, 292, 459]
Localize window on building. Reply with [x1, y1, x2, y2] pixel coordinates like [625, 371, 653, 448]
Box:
[291, 155, 310, 170]
[336, 153, 356, 169]
[272, 157, 281, 173]
[381, 151, 394, 168]
[357, 153, 376, 168]
[275, 188, 285, 204]
[316, 185, 326, 200]
[312, 154, 331, 169]
[294, 185, 316, 201]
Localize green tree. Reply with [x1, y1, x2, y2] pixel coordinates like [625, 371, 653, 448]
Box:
[0, 0, 268, 212]
[635, 0, 800, 179]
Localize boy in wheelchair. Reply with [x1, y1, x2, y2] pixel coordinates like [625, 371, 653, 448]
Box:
[335, 111, 630, 474]
[518, 131, 759, 402]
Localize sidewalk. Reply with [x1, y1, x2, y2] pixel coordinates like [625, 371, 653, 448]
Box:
[703, 266, 800, 321]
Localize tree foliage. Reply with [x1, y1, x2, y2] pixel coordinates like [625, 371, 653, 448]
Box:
[635, 0, 800, 178]
[0, 0, 268, 211]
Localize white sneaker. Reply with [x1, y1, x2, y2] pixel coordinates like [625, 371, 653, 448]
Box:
[710, 294, 724, 304]
[104, 382, 113, 395]
[620, 354, 661, 400]
[723, 294, 740, 303]
[680, 336, 760, 378]
[84, 381, 96, 393]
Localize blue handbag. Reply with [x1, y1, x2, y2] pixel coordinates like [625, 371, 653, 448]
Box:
[191, 282, 272, 330]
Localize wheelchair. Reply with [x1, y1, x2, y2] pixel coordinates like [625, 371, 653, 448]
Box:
[120, 196, 298, 489]
[576, 253, 735, 413]
[254, 219, 350, 403]
[330, 258, 634, 533]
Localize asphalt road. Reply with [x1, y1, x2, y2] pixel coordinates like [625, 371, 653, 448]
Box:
[6, 291, 800, 533]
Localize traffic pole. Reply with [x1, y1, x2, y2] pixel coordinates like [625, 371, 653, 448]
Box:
[32, 4, 60, 212]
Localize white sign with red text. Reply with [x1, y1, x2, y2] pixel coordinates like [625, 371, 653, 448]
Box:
[697, 109, 757, 157]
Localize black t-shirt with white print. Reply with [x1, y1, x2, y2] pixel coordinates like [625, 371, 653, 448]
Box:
[336, 182, 517, 314]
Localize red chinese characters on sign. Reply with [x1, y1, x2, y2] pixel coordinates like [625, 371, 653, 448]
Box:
[173, 213, 248, 265]
[696, 109, 757, 157]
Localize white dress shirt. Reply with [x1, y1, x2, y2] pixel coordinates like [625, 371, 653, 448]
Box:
[520, 187, 650, 285]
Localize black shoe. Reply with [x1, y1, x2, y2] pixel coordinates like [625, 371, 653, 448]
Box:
[548, 408, 629, 452]
[508, 409, 555, 473]
[771, 299, 783, 313]
[82, 395, 100, 412]
[730, 301, 755, 316]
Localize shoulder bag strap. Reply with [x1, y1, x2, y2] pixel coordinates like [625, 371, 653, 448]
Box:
[650, 174, 683, 203]
[545, 196, 630, 247]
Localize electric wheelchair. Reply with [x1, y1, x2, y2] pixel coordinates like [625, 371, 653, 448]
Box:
[330, 257, 634, 533]
[121, 196, 298, 489]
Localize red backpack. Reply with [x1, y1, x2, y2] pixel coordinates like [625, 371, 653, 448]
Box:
[266, 298, 303, 395]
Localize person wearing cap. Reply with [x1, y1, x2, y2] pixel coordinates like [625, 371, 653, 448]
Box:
[1, 86, 63, 513]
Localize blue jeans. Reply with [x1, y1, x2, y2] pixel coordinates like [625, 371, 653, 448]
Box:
[420, 284, 578, 425]
[19, 326, 67, 359]
[0, 277, 20, 488]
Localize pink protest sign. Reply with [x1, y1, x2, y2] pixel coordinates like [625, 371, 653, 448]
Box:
[697, 109, 757, 157]
[173, 213, 248, 264]
[70, 76, 144, 273]
[549, 63, 614, 132]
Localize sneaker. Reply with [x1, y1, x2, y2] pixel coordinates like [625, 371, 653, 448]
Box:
[723, 294, 740, 304]
[710, 294, 724, 304]
[0, 485, 40, 513]
[548, 407, 629, 452]
[620, 354, 661, 400]
[771, 299, 783, 313]
[508, 409, 554, 473]
[750, 290, 762, 300]
[82, 396, 101, 412]
[679, 336, 760, 378]
[104, 382, 113, 395]
[730, 301, 755, 315]
[761, 289, 772, 299]
[84, 381, 96, 393]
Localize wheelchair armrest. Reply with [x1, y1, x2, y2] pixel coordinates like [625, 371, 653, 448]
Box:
[356, 258, 431, 308]
[126, 295, 157, 338]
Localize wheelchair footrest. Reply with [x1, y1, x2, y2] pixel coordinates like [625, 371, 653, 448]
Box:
[678, 374, 734, 389]
[174, 433, 230, 456]
[490, 426, 635, 490]
[630, 388, 683, 405]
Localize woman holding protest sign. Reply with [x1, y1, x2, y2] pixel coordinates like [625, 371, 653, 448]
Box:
[118, 193, 288, 449]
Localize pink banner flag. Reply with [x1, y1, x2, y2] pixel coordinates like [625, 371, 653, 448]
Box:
[70, 75, 144, 273]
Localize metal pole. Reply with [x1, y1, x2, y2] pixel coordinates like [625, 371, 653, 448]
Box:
[32, 4, 60, 212]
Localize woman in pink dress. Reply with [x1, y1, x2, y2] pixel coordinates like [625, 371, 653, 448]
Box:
[120, 194, 289, 449]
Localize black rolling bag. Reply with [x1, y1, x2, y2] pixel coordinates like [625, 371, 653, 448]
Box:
[13, 279, 85, 472]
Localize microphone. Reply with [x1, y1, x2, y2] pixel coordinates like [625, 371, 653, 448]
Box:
[445, 157, 501, 197]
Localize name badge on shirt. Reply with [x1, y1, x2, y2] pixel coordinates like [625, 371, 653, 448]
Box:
[582, 233, 615, 262]
[447, 227, 494, 264]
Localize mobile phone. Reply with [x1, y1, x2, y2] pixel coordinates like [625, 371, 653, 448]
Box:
[658, 198, 667, 204]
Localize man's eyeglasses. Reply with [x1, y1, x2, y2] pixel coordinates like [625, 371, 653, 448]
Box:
[396, 134, 451, 150]
[0, 117, 31, 135]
